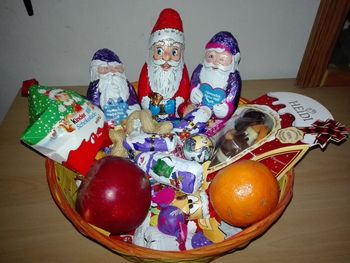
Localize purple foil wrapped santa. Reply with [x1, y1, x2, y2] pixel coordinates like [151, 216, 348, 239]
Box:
[87, 48, 140, 126]
[190, 31, 241, 122]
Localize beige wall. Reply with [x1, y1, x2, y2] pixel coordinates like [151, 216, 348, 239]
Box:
[0, 0, 320, 123]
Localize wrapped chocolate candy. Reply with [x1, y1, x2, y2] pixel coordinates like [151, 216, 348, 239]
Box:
[150, 186, 240, 246]
[152, 187, 210, 221]
[172, 190, 210, 221]
[173, 106, 212, 136]
[21, 85, 111, 175]
[191, 231, 213, 248]
[158, 206, 187, 250]
[183, 134, 214, 163]
[135, 152, 204, 194]
[123, 133, 179, 154]
[133, 211, 197, 251]
[134, 225, 180, 251]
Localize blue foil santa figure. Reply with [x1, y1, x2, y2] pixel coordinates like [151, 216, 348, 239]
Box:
[190, 32, 241, 122]
[87, 48, 140, 126]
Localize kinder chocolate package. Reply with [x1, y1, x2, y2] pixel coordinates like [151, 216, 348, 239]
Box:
[21, 85, 111, 175]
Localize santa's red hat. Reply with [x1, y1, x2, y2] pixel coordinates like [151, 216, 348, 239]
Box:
[149, 8, 184, 47]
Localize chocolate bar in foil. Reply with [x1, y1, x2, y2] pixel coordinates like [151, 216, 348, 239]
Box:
[136, 152, 203, 194]
[173, 106, 212, 135]
[123, 133, 178, 153]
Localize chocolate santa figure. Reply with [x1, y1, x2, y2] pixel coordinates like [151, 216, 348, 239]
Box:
[190, 31, 241, 121]
[138, 8, 190, 120]
[87, 48, 140, 126]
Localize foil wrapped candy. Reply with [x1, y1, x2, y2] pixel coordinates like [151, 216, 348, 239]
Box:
[133, 211, 199, 251]
[173, 106, 212, 137]
[136, 152, 204, 195]
[123, 132, 179, 154]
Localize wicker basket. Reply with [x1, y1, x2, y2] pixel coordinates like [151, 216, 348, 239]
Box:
[45, 158, 294, 263]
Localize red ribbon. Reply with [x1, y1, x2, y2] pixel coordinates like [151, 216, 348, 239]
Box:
[300, 119, 348, 149]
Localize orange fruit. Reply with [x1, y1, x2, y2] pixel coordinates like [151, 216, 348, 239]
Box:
[209, 160, 279, 227]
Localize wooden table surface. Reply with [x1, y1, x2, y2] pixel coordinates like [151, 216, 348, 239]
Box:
[0, 79, 349, 262]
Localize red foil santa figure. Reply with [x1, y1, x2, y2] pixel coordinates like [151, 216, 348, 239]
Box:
[138, 8, 190, 120]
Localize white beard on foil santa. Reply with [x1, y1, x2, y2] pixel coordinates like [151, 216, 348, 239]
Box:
[98, 72, 130, 108]
[90, 61, 130, 109]
[147, 45, 184, 100]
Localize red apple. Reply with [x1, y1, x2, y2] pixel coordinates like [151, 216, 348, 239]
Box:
[76, 156, 151, 235]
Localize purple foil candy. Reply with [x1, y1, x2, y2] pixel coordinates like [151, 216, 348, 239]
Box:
[123, 133, 177, 153]
[158, 205, 188, 251]
[177, 171, 196, 194]
[158, 206, 185, 237]
[173, 106, 212, 135]
[191, 231, 213, 248]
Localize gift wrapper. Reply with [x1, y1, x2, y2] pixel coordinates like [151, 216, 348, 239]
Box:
[153, 187, 211, 221]
[133, 220, 195, 251]
[173, 106, 212, 135]
[157, 205, 187, 250]
[135, 152, 203, 194]
[21, 85, 111, 175]
[123, 133, 178, 153]
[134, 225, 181, 251]
[133, 210, 198, 251]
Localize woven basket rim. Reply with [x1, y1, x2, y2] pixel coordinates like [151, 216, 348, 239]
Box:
[45, 158, 294, 261]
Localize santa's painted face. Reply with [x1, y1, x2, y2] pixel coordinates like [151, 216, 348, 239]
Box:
[97, 63, 124, 75]
[200, 48, 235, 89]
[147, 40, 184, 99]
[152, 41, 182, 71]
[204, 50, 233, 69]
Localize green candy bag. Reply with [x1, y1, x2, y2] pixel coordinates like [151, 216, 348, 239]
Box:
[21, 85, 111, 175]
